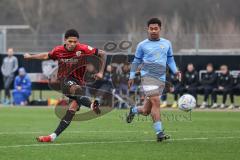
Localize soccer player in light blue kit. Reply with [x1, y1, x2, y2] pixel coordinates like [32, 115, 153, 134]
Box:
[127, 18, 181, 142]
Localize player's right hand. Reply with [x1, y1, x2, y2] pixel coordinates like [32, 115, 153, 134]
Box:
[175, 71, 182, 82]
[128, 79, 134, 89]
[23, 53, 31, 59]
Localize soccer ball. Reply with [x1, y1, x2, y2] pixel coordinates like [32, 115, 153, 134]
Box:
[178, 94, 196, 112]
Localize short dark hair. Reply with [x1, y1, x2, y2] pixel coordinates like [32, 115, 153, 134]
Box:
[64, 29, 79, 39]
[147, 18, 162, 27]
[207, 63, 213, 67]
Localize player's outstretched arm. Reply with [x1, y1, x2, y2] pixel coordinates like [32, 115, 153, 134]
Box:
[94, 49, 106, 79]
[128, 43, 143, 89]
[98, 49, 106, 74]
[167, 57, 181, 81]
[24, 52, 49, 60]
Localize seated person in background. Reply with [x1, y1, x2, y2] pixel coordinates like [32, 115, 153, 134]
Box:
[119, 63, 130, 96]
[160, 88, 168, 108]
[180, 63, 198, 98]
[97, 65, 114, 104]
[84, 63, 97, 96]
[12, 67, 31, 105]
[230, 72, 240, 109]
[161, 68, 182, 108]
[102, 65, 113, 89]
[84, 64, 113, 106]
[198, 63, 217, 109]
[111, 65, 121, 94]
[170, 73, 182, 108]
[131, 70, 144, 105]
[211, 65, 234, 109]
[160, 68, 170, 108]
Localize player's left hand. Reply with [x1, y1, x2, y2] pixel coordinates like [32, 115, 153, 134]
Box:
[94, 72, 103, 80]
[175, 71, 182, 82]
[98, 49, 105, 55]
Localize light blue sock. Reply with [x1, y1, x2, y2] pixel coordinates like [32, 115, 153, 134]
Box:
[131, 106, 138, 114]
[153, 121, 162, 134]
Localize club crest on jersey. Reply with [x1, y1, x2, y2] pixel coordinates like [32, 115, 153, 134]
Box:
[76, 51, 82, 56]
[160, 45, 165, 49]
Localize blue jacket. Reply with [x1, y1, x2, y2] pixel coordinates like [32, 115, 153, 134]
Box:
[14, 75, 32, 93]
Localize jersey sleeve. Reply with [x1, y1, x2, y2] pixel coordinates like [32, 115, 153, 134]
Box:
[48, 47, 58, 60]
[81, 44, 98, 55]
[135, 43, 144, 59]
[129, 43, 144, 79]
[166, 41, 177, 74]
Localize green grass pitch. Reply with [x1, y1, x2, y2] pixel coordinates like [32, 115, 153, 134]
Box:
[0, 106, 240, 160]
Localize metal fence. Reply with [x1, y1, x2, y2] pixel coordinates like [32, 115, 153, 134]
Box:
[1, 33, 240, 54]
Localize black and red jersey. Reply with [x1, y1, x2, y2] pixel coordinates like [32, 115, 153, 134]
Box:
[48, 43, 98, 84]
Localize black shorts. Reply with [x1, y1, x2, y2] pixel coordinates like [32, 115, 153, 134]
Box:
[60, 78, 87, 110]
[60, 77, 82, 99]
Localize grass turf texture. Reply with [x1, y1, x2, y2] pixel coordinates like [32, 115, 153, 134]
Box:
[0, 107, 240, 160]
[2, 90, 240, 106]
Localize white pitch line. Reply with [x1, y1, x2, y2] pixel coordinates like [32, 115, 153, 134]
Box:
[0, 136, 240, 149]
[0, 131, 139, 135]
[1, 130, 240, 135]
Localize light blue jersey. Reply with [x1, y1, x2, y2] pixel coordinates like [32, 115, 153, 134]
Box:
[130, 38, 177, 82]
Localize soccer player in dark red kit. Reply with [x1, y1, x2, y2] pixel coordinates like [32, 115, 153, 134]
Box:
[24, 29, 106, 142]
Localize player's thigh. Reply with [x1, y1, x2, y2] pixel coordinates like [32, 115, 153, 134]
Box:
[141, 76, 165, 98]
[61, 78, 81, 95]
[149, 95, 161, 108]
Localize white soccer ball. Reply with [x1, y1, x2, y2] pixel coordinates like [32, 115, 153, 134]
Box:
[178, 94, 196, 112]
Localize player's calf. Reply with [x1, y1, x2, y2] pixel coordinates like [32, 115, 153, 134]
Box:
[36, 109, 76, 143]
[76, 96, 101, 114]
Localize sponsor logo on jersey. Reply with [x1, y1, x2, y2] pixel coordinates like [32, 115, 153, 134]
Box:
[60, 58, 78, 63]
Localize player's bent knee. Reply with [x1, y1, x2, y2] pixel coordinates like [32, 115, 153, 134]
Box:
[142, 108, 151, 116]
[145, 110, 151, 115]
[142, 112, 149, 116]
